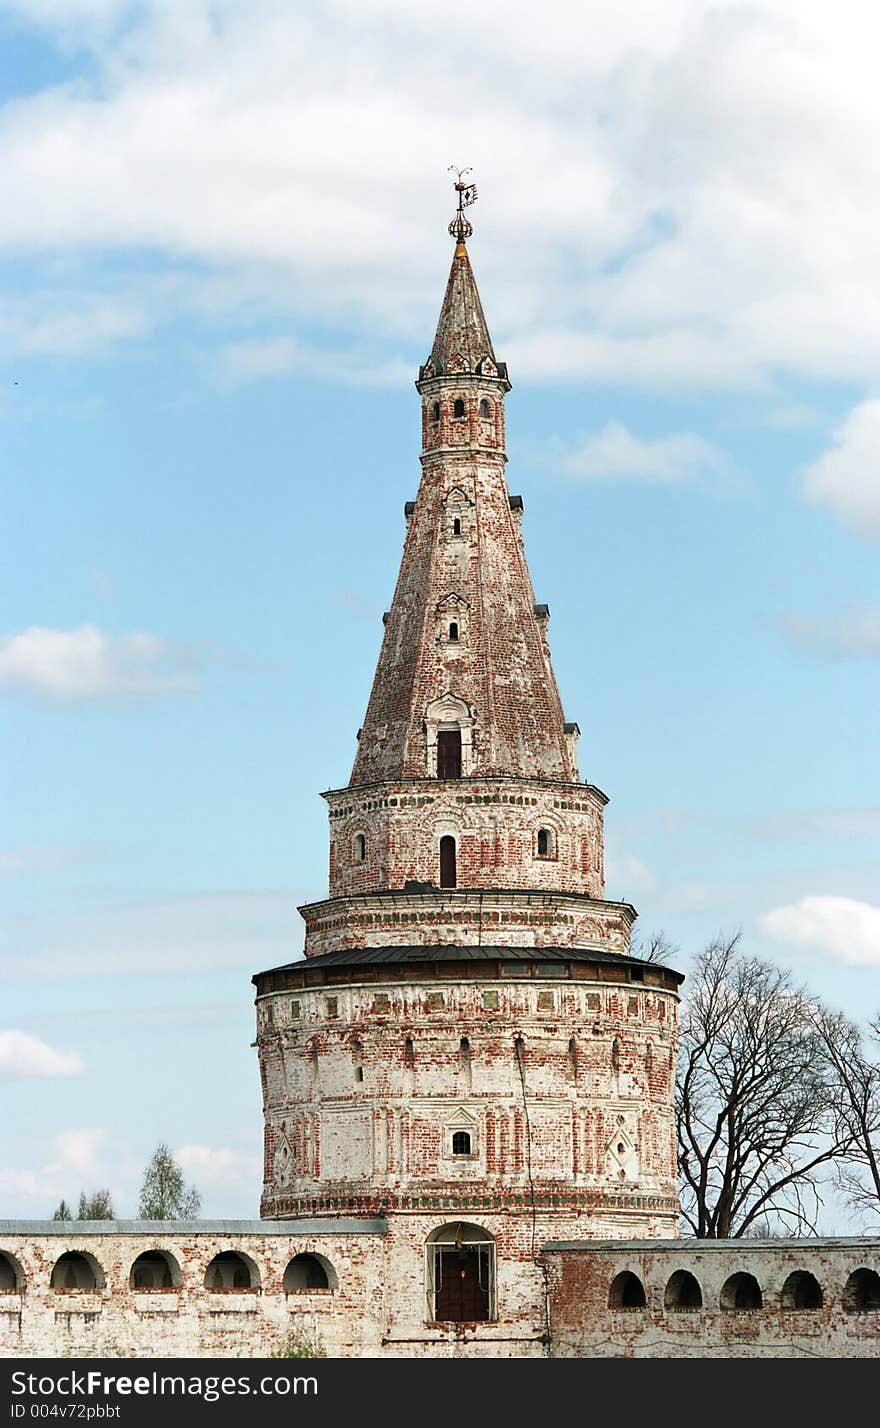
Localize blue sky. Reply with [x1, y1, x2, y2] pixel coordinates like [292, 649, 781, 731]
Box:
[2, 0, 879, 1223]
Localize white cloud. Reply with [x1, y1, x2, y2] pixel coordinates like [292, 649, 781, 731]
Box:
[176, 1143, 260, 1187]
[0, 846, 80, 875]
[216, 335, 411, 387]
[0, 1127, 106, 1206]
[56, 1127, 106, 1174]
[3, 3, 880, 388]
[759, 895, 880, 967]
[4, 889, 303, 982]
[0, 624, 221, 701]
[781, 605, 880, 657]
[0, 1030, 85, 1077]
[802, 401, 880, 540]
[554, 420, 730, 484]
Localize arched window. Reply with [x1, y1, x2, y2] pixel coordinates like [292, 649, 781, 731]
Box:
[404, 1037, 415, 1067]
[536, 828, 554, 858]
[664, 1270, 702, 1310]
[130, 1250, 179, 1290]
[283, 1253, 337, 1292]
[720, 1272, 762, 1311]
[0, 1253, 23, 1292]
[609, 1271, 646, 1309]
[437, 729, 462, 779]
[452, 517, 462, 535]
[352, 1041, 364, 1084]
[568, 1037, 577, 1079]
[459, 1037, 471, 1087]
[453, 398, 465, 419]
[440, 835, 457, 886]
[449, 622, 459, 642]
[452, 1131, 472, 1156]
[479, 399, 490, 419]
[354, 833, 366, 862]
[843, 1268, 880, 1312]
[204, 1251, 259, 1291]
[780, 1271, 822, 1310]
[426, 1223, 495, 1323]
[51, 1252, 102, 1292]
[431, 401, 440, 422]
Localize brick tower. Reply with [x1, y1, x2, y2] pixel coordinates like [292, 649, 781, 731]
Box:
[254, 183, 682, 1341]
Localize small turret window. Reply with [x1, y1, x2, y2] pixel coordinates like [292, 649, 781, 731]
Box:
[536, 827, 555, 858]
[354, 833, 366, 862]
[449, 622, 459, 642]
[431, 401, 440, 422]
[453, 398, 465, 420]
[452, 517, 461, 536]
[440, 835, 457, 887]
[479, 399, 491, 419]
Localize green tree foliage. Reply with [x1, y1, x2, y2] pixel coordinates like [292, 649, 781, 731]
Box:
[138, 1143, 201, 1220]
[77, 1188, 114, 1220]
[52, 1199, 73, 1221]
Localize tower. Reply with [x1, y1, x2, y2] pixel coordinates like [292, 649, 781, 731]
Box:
[253, 181, 682, 1337]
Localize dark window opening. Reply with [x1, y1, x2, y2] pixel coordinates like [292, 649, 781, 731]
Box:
[479, 399, 490, 419]
[355, 1066, 364, 1082]
[440, 835, 457, 887]
[130, 1251, 176, 1291]
[720, 1272, 762, 1311]
[431, 401, 440, 422]
[52, 1253, 99, 1292]
[630, 965, 645, 982]
[537, 828, 551, 857]
[205, 1251, 257, 1291]
[453, 398, 465, 419]
[433, 1244, 492, 1322]
[609, 1271, 646, 1309]
[354, 833, 366, 862]
[404, 1037, 415, 1067]
[449, 622, 459, 642]
[437, 729, 462, 779]
[664, 1270, 702, 1310]
[781, 1271, 822, 1310]
[844, 1268, 880, 1312]
[459, 1036, 471, 1086]
[0, 1254, 21, 1292]
[284, 1253, 334, 1291]
[452, 1131, 472, 1156]
[452, 517, 461, 535]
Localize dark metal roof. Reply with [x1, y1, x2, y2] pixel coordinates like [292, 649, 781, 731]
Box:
[0, 1219, 387, 1237]
[254, 945, 683, 983]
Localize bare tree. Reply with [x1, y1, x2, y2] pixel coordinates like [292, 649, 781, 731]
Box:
[631, 930, 678, 966]
[815, 1009, 880, 1226]
[676, 934, 853, 1237]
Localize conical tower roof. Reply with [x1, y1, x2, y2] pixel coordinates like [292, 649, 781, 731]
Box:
[427, 239, 498, 375]
[350, 238, 578, 788]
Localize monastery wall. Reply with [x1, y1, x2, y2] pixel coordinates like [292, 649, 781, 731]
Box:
[545, 1238, 880, 1358]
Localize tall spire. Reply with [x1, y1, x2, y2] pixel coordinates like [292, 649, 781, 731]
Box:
[350, 173, 576, 788]
[420, 170, 508, 386]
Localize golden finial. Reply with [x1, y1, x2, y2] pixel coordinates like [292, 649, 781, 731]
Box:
[448, 166, 478, 243]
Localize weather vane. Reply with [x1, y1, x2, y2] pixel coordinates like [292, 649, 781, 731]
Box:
[448, 166, 478, 241]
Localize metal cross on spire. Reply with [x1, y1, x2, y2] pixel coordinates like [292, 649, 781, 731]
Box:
[448, 166, 478, 242]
